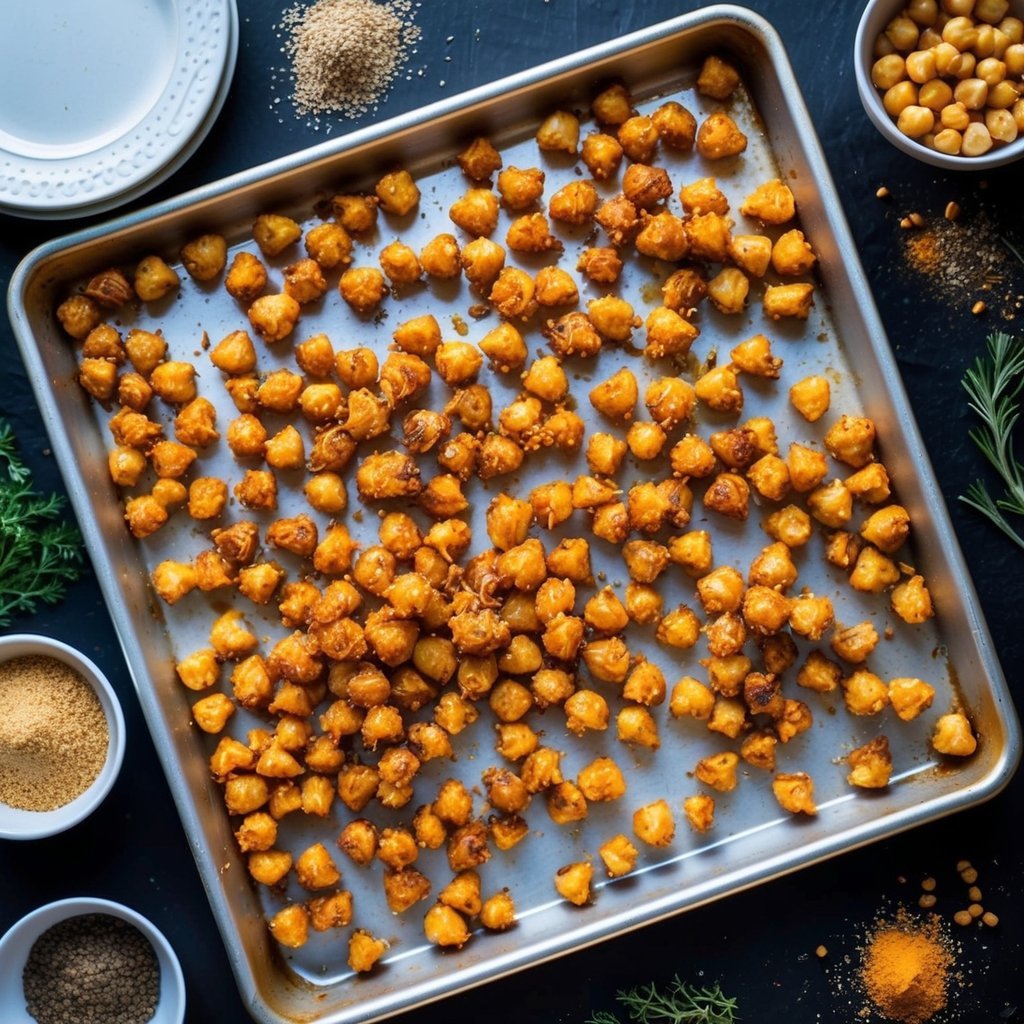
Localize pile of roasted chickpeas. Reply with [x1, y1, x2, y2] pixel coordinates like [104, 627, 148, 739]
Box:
[57, 53, 977, 969]
[871, 0, 1024, 156]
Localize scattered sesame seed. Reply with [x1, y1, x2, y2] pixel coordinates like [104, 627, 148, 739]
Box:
[944, 201, 961, 221]
[876, 186, 890, 198]
[971, 301, 986, 315]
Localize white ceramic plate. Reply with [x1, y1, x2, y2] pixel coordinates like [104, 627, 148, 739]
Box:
[0, 0, 236, 220]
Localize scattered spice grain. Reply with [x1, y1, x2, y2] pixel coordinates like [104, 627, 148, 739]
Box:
[0, 655, 108, 811]
[282, 0, 420, 120]
[22, 913, 159, 1024]
[860, 908, 954, 1024]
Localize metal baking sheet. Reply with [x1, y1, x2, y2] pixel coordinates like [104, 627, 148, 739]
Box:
[9, 6, 1020, 1023]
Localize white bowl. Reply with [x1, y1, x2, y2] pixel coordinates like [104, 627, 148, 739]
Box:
[0, 897, 185, 1024]
[0, 635, 125, 840]
[855, 0, 1024, 170]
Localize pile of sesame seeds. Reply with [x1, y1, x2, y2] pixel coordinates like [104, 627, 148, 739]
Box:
[281, 0, 421, 122]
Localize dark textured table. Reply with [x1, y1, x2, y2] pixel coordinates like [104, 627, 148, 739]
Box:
[1, 2, 1022, 1022]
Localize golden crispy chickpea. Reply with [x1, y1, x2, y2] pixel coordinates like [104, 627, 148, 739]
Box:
[431, 342, 481, 387]
[703, 472, 750, 522]
[888, 677, 936, 720]
[697, 53, 742, 98]
[496, 165, 545, 210]
[413, 234, 459, 282]
[375, 169, 420, 216]
[253, 214, 301, 257]
[695, 750, 740, 792]
[150, 361, 197, 405]
[842, 669, 890, 716]
[457, 135, 503, 180]
[707, 267, 750, 314]
[696, 111, 748, 158]
[595, 194, 642, 248]
[644, 306, 700, 361]
[797, 650, 842, 693]
[616, 114, 658, 162]
[788, 594, 835, 641]
[460, 236, 507, 290]
[847, 736, 893, 789]
[729, 334, 781, 379]
[763, 282, 815, 320]
[450, 187, 499, 237]
[634, 210, 688, 261]
[655, 604, 701, 649]
[771, 229, 817, 276]
[742, 585, 792, 635]
[133, 255, 179, 302]
[77, 359, 117, 402]
[82, 323, 126, 363]
[107, 446, 147, 488]
[57, 294, 102, 339]
[592, 81, 633, 124]
[694, 365, 742, 414]
[785, 375, 831, 423]
[589, 367, 638, 421]
[268, 904, 308, 949]
[207, 330, 255, 376]
[282, 257, 328, 304]
[577, 246, 623, 287]
[489, 266, 537, 320]
[696, 565, 745, 615]
[547, 181, 598, 228]
[725, 236, 771, 280]
[224, 251, 268, 304]
[682, 211, 731, 262]
[553, 862, 593, 907]
[932, 712, 978, 756]
[338, 267, 388, 315]
[347, 930, 387, 974]
[680, 176, 728, 216]
[616, 704, 659, 749]
[421, 903, 469, 948]
[668, 675, 715, 720]
[652, 99, 697, 148]
[772, 772, 816, 815]
[890, 574, 934, 624]
[741, 179, 796, 224]
[533, 265, 579, 306]
[536, 109, 581, 153]
[479, 890, 516, 931]
[248, 293, 301, 343]
[633, 798, 674, 847]
[377, 241, 421, 288]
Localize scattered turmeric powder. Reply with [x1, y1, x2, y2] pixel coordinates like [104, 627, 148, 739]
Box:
[860, 909, 953, 1024]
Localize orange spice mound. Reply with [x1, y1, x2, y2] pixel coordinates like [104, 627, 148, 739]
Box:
[861, 909, 954, 1024]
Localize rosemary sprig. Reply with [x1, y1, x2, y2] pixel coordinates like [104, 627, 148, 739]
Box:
[959, 332, 1024, 550]
[0, 418, 85, 625]
[586, 977, 739, 1024]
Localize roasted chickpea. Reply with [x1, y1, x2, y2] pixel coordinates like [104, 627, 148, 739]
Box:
[339, 267, 388, 315]
[536, 109, 581, 153]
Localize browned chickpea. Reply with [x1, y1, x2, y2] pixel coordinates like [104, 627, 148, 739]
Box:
[623, 163, 673, 211]
[533, 266, 579, 308]
[589, 367, 638, 421]
[633, 799, 674, 847]
[281, 258, 328, 305]
[763, 504, 812, 547]
[454, 134, 502, 180]
[634, 211, 689, 261]
[652, 100, 697, 149]
[330, 192, 379, 234]
[645, 306, 700, 360]
[763, 283, 815, 320]
[787, 443, 829, 493]
[729, 234, 774, 277]
[489, 266, 537, 320]
[57, 294, 102, 339]
[450, 188, 499, 236]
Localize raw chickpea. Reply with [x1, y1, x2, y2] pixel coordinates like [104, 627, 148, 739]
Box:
[906, 49, 938, 83]
[962, 120, 995, 154]
[884, 80, 920, 116]
[987, 106, 1019, 140]
[933, 127, 964, 152]
[919, 78, 955, 111]
[954, 77, 990, 109]
[868, 54, 909, 90]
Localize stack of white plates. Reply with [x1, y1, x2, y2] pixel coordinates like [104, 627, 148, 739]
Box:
[0, 0, 239, 220]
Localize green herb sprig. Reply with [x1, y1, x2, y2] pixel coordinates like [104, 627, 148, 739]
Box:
[0, 418, 85, 625]
[959, 332, 1024, 550]
[586, 977, 738, 1024]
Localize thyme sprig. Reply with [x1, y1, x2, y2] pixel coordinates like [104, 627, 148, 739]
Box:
[586, 977, 738, 1024]
[0, 418, 85, 625]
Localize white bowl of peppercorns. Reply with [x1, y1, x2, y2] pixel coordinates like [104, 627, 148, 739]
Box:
[0, 635, 125, 840]
[0, 897, 185, 1024]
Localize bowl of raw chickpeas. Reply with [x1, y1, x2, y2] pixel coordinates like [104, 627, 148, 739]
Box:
[855, 0, 1024, 168]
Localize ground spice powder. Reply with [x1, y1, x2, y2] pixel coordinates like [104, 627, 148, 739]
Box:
[22, 913, 159, 1024]
[282, 0, 420, 119]
[0, 655, 108, 811]
[861, 909, 954, 1024]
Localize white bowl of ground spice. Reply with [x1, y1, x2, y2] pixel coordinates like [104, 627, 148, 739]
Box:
[0, 635, 125, 840]
[0, 897, 185, 1024]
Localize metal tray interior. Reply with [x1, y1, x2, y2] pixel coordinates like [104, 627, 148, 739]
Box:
[9, 7, 1020, 1024]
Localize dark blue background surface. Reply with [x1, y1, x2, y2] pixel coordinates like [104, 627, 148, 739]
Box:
[1, 2, 1022, 1021]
